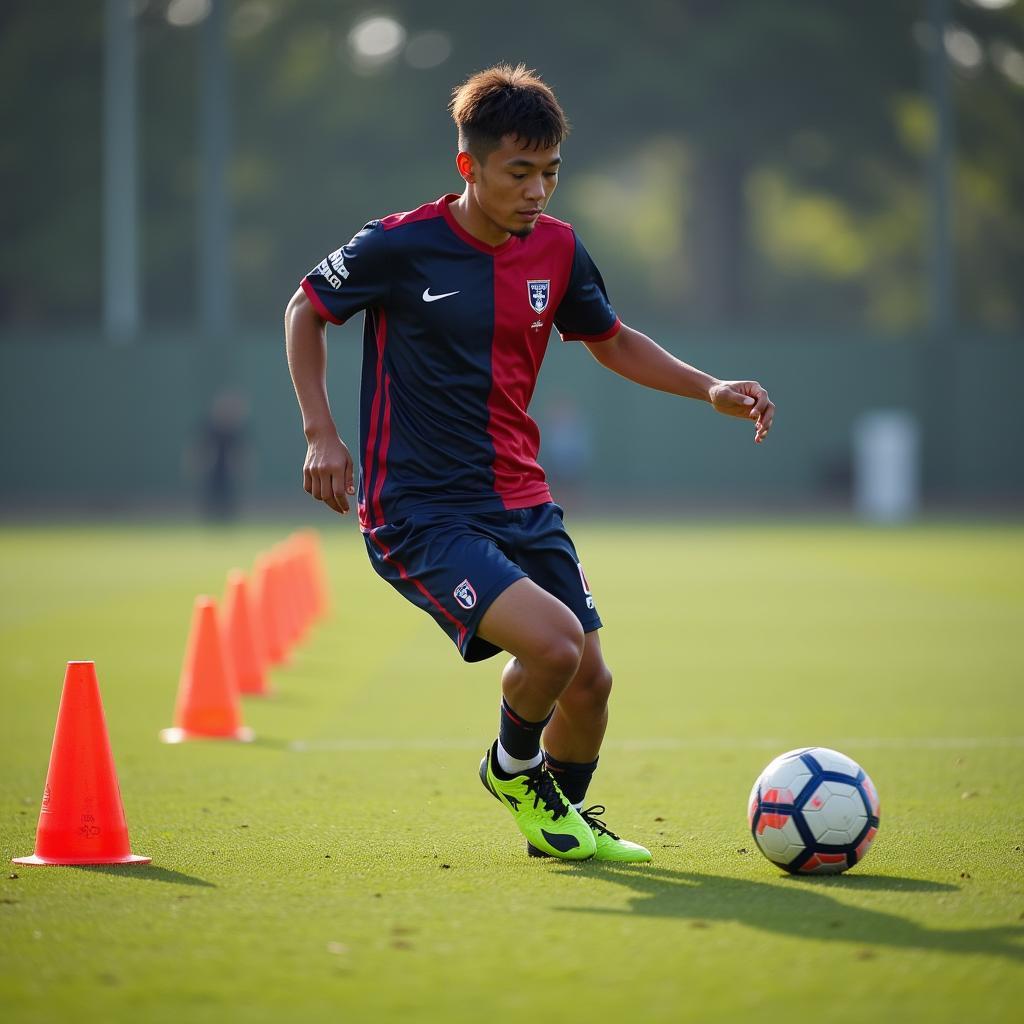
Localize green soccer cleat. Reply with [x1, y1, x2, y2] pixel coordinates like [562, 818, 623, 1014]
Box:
[479, 743, 597, 860]
[527, 804, 652, 863]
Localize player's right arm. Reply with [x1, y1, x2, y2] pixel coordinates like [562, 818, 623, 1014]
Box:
[284, 289, 355, 516]
[286, 221, 391, 516]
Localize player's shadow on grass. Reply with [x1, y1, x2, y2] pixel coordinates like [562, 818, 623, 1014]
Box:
[554, 864, 1024, 962]
[804, 873, 953, 893]
[72, 865, 215, 887]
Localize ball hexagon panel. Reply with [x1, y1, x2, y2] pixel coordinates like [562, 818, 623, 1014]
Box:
[807, 747, 861, 777]
[753, 811, 806, 865]
[758, 756, 813, 806]
[801, 781, 867, 845]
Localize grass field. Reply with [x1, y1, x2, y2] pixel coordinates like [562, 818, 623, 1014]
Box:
[2, 521, 1023, 1022]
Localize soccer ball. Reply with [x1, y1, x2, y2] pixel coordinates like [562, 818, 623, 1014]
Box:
[747, 747, 880, 875]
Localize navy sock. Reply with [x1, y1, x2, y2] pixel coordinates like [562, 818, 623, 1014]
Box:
[498, 698, 552, 763]
[543, 753, 599, 806]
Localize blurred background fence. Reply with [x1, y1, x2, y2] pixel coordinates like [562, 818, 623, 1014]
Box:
[1, 0, 1021, 514]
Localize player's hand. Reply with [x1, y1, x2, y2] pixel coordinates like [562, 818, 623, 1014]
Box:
[709, 380, 775, 444]
[303, 431, 356, 515]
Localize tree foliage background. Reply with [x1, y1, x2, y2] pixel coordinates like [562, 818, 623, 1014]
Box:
[2, 0, 1022, 335]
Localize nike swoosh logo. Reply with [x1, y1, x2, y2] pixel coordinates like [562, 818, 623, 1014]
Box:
[422, 288, 459, 302]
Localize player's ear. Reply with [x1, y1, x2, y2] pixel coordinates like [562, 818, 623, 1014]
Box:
[456, 151, 475, 184]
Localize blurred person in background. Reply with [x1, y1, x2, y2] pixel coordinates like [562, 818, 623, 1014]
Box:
[286, 64, 774, 863]
[540, 396, 592, 510]
[184, 389, 251, 522]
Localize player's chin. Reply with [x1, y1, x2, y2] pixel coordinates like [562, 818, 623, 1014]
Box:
[508, 223, 537, 239]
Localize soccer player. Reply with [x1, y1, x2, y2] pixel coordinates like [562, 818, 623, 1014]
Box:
[285, 64, 774, 863]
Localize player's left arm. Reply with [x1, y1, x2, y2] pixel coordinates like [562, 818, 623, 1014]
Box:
[584, 323, 775, 444]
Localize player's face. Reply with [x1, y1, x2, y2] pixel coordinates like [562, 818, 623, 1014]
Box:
[473, 135, 560, 239]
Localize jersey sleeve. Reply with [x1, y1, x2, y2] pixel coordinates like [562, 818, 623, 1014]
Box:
[300, 220, 390, 325]
[554, 232, 621, 342]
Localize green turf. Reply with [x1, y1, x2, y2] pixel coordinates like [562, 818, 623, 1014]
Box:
[1, 521, 1022, 1022]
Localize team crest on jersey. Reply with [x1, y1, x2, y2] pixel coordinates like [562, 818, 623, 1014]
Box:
[453, 579, 477, 610]
[527, 279, 550, 314]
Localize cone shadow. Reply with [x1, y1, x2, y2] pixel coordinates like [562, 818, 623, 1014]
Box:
[550, 864, 1024, 962]
[247, 690, 306, 707]
[71, 864, 216, 887]
[248, 735, 292, 751]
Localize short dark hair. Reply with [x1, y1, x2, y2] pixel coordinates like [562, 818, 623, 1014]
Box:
[449, 63, 569, 159]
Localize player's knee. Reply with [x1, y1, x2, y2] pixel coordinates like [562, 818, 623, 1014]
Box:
[534, 622, 585, 687]
[548, 633, 586, 684]
[564, 661, 613, 713]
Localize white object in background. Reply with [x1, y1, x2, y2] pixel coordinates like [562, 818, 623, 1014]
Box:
[853, 410, 920, 523]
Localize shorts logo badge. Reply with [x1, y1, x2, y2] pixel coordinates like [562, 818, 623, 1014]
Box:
[453, 579, 477, 610]
[527, 279, 550, 314]
[577, 562, 594, 610]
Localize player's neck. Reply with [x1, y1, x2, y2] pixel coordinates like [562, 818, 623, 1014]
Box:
[449, 190, 511, 248]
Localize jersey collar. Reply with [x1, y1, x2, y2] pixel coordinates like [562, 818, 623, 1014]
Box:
[439, 194, 520, 256]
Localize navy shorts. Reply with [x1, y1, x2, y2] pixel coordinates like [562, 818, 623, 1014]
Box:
[363, 503, 601, 662]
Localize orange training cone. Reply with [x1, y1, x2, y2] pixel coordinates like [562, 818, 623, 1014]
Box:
[14, 661, 150, 866]
[253, 554, 286, 666]
[274, 547, 303, 652]
[280, 543, 309, 644]
[296, 529, 330, 621]
[223, 569, 269, 696]
[160, 596, 254, 743]
[291, 540, 316, 636]
[295, 534, 322, 633]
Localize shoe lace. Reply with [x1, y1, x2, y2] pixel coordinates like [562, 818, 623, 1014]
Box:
[523, 768, 569, 821]
[580, 804, 620, 840]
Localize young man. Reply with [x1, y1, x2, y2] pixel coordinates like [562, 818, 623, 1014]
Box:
[285, 64, 774, 863]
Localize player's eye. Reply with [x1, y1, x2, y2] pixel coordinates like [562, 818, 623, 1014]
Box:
[544, 171, 558, 179]
[511, 173, 527, 180]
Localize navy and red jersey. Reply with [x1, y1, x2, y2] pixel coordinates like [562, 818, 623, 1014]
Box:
[301, 194, 620, 531]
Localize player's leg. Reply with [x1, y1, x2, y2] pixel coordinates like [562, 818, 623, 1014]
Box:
[530, 630, 650, 863]
[365, 516, 595, 859]
[476, 576, 585, 723]
[542, 627, 612, 765]
[502, 504, 606, 785]
[506, 504, 651, 863]
[476, 578, 597, 859]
